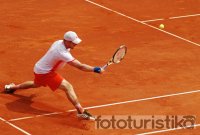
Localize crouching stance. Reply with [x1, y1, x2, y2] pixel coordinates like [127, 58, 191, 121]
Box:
[5, 31, 103, 120]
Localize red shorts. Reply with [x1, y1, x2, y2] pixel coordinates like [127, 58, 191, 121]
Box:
[34, 72, 63, 91]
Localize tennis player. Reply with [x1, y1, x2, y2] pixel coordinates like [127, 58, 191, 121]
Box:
[4, 31, 103, 120]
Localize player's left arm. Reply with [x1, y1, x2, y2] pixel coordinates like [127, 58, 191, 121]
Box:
[68, 59, 103, 73]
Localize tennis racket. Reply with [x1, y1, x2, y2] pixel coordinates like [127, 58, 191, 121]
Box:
[102, 45, 127, 70]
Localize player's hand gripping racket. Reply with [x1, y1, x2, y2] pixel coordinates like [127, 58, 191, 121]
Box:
[102, 45, 127, 70]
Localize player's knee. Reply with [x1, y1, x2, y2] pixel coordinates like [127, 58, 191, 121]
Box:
[61, 80, 73, 91]
[66, 83, 73, 90]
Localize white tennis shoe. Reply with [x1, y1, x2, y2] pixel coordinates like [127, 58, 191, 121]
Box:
[77, 110, 95, 120]
[4, 83, 16, 94]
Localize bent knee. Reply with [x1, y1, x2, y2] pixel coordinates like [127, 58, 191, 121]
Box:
[60, 80, 73, 90]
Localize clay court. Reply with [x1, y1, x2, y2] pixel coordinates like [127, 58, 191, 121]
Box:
[0, 0, 200, 134]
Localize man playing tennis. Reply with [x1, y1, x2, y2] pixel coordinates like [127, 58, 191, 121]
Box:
[4, 31, 103, 120]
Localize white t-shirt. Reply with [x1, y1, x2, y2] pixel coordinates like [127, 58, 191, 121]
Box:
[34, 40, 75, 74]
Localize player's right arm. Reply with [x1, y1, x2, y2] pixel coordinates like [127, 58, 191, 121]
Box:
[68, 59, 103, 73]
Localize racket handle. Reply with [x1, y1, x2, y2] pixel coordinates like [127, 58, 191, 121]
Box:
[102, 64, 108, 70]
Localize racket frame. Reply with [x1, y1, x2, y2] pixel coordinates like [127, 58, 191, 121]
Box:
[102, 45, 127, 69]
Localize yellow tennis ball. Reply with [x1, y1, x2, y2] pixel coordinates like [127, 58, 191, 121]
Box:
[159, 24, 165, 29]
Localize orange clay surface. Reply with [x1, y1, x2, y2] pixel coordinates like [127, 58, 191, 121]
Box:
[0, 0, 200, 135]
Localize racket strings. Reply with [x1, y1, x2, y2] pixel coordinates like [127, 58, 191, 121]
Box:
[113, 47, 126, 63]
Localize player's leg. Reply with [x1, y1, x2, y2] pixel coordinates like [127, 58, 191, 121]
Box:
[58, 79, 94, 120]
[58, 79, 84, 113]
[12, 81, 40, 89]
[5, 81, 40, 93]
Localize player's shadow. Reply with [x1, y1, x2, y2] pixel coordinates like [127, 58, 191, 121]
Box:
[1, 91, 93, 130]
[50, 111, 94, 130]
[4, 93, 52, 115]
